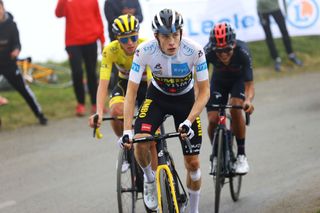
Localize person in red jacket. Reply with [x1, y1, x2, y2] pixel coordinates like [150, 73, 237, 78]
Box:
[55, 0, 105, 116]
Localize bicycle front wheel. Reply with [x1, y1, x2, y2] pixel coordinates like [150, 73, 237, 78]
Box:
[229, 132, 242, 201]
[117, 149, 137, 213]
[159, 169, 176, 213]
[214, 129, 225, 213]
[32, 63, 72, 88]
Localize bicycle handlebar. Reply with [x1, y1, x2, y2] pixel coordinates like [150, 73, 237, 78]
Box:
[92, 114, 172, 138]
[130, 132, 193, 153]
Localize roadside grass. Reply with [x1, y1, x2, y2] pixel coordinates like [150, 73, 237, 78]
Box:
[249, 35, 320, 82]
[0, 36, 320, 130]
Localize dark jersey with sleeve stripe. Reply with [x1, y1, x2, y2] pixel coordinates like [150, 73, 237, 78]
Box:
[204, 40, 253, 82]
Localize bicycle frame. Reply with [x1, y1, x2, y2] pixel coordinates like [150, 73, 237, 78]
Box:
[155, 132, 180, 213]
[213, 109, 234, 176]
[16, 57, 72, 88]
[132, 131, 189, 213]
[93, 115, 189, 213]
[210, 104, 247, 213]
[17, 58, 53, 83]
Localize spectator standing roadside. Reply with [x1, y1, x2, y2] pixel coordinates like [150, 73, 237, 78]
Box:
[0, 0, 47, 125]
[257, 0, 303, 71]
[104, 0, 143, 42]
[55, 0, 105, 116]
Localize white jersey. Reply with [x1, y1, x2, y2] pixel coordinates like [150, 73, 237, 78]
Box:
[129, 37, 209, 96]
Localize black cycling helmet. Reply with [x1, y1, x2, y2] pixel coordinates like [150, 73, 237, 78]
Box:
[209, 22, 236, 50]
[152, 9, 183, 35]
[112, 14, 140, 36]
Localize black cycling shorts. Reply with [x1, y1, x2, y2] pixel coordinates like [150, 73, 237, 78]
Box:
[134, 84, 202, 155]
[206, 78, 245, 112]
[109, 78, 147, 108]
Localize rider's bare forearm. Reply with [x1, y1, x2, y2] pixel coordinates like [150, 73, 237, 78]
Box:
[123, 81, 139, 131]
[187, 80, 210, 123]
[96, 79, 109, 115]
[245, 81, 255, 102]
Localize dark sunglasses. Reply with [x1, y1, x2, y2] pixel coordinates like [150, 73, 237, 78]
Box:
[214, 46, 233, 54]
[118, 35, 138, 44]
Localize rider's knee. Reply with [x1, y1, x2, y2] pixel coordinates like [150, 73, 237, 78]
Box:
[186, 158, 200, 171]
[110, 104, 123, 117]
[190, 168, 201, 182]
[207, 112, 219, 126]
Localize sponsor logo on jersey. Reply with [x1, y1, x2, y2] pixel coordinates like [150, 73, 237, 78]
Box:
[135, 49, 140, 57]
[153, 63, 163, 75]
[131, 62, 140, 72]
[182, 43, 195, 56]
[198, 50, 203, 58]
[110, 46, 118, 53]
[196, 62, 207, 72]
[153, 73, 192, 94]
[141, 123, 152, 132]
[171, 63, 190, 76]
[139, 99, 152, 118]
[143, 43, 157, 54]
[101, 64, 107, 69]
[196, 116, 202, 136]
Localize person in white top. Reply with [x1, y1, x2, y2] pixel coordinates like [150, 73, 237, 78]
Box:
[119, 8, 210, 212]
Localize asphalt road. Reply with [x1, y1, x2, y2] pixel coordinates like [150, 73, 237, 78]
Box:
[0, 72, 320, 213]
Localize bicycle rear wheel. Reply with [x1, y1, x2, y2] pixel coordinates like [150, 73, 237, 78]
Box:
[32, 63, 72, 88]
[159, 169, 176, 213]
[229, 132, 242, 201]
[117, 149, 137, 213]
[214, 129, 225, 213]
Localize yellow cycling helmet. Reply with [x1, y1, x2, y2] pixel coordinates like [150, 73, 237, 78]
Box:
[112, 14, 140, 36]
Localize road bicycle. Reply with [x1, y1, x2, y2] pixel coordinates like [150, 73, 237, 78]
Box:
[128, 125, 190, 213]
[93, 115, 146, 213]
[209, 104, 250, 213]
[17, 57, 72, 88]
[93, 115, 189, 213]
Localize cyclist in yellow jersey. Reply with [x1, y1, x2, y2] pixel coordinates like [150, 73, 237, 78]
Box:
[90, 14, 151, 134]
[89, 14, 156, 170]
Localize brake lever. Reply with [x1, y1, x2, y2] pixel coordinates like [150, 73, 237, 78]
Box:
[93, 114, 99, 138]
[181, 126, 193, 154]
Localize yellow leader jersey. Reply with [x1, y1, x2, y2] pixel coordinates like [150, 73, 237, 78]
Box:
[99, 38, 151, 81]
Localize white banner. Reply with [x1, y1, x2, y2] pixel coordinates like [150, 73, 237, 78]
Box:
[139, 0, 320, 46]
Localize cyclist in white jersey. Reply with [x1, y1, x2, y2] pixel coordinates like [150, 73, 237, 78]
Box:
[119, 8, 210, 212]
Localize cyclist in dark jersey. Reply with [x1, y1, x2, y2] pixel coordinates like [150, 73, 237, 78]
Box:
[205, 22, 255, 175]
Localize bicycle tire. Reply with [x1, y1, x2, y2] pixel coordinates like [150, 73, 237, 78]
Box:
[229, 132, 242, 201]
[159, 169, 175, 213]
[32, 63, 72, 88]
[214, 128, 225, 213]
[117, 149, 137, 213]
[168, 153, 187, 211]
